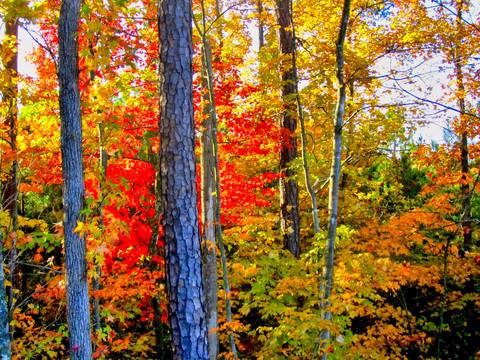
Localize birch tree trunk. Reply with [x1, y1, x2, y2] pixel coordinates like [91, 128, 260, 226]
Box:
[58, 0, 93, 358]
[317, 0, 350, 358]
[289, 9, 320, 234]
[195, 8, 238, 354]
[158, 0, 209, 356]
[200, 39, 219, 360]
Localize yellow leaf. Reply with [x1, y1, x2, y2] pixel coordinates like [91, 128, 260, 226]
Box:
[74, 221, 85, 236]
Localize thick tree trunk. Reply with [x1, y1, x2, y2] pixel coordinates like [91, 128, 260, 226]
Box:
[275, 0, 300, 259]
[317, 1, 350, 359]
[0, 227, 11, 360]
[158, 0, 209, 357]
[58, 0, 93, 358]
[200, 39, 219, 360]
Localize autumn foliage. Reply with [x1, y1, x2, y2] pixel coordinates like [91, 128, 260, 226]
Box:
[1, 0, 480, 359]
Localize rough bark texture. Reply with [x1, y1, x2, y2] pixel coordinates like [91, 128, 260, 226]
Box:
[275, 0, 300, 259]
[158, 0, 209, 357]
[200, 40, 219, 360]
[0, 227, 11, 359]
[318, 0, 350, 358]
[58, 0, 93, 358]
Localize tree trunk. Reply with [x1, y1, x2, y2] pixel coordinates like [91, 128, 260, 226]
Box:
[200, 36, 238, 359]
[257, 0, 264, 50]
[289, 9, 320, 234]
[200, 39, 219, 360]
[193, 8, 238, 353]
[158, 0, 209, 356]
[92, 124, 107, 351]
[453, 0, 472, 250]
[2, 17, 19, 330]
[275, 0, 300, 259]
[317, 0, 350, 358]
[148, 126, 170, 358]
[0, 226, 11, 360]
[0, 23, 15, 349]
[58, 0, 93, 358]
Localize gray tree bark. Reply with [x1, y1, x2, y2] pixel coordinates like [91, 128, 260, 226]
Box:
[317, 0, 350, 358]
[194, 7, 238, 355]
[158, 0, 209, 357]
[58, 0, 93, 358]
[200, 39, 219, 360]
[288, 7, 320, 234]
[275, 0, 300, 259]
[0, 226, 11, 360]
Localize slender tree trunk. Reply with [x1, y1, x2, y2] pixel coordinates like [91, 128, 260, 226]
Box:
[200, 39, 219, 360]
[2, 18, 19, 333]
[147, 107, 170, 358]
[257, 0, 264, 50]
[275, 0, 300, 258]
[148, 147, 170, 359]
[0, 226, 11, 360]
[58, 0, 93, 358]
[194, 8, 238, 355]
[158, 0, 209, 356]
[317, 1, 350, 358]
[203, 40, 239, 360]
[213, 0, 224, 48]
[453, 0, 472, 250]
[92, 124, 107, 351]
[289, 9, 319, 234]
